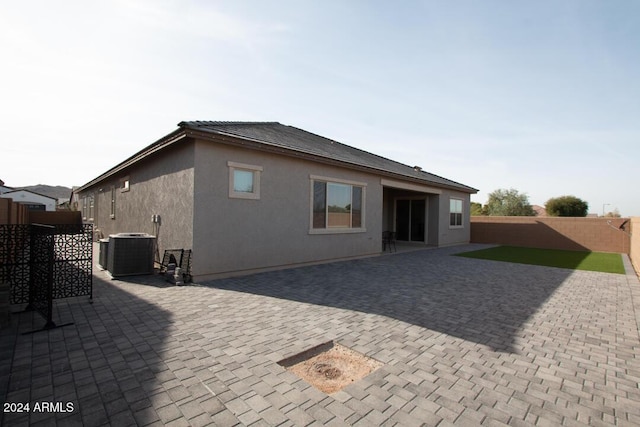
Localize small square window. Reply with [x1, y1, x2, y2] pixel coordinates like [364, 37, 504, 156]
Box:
[120, 177, 130, 192]
[228, 161, 262, 200]
[233, 170, 255, 193]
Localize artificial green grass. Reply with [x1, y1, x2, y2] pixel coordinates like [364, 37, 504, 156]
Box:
[456, 246, 625, 274]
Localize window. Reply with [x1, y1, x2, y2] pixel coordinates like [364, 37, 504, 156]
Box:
[311, 176, 365, 233]
[82, 196, 88, 220]
[228, 161, 262, 199]
[110, 186, 116, 219]
[450, 198, 463, 227]
[120, 177, 130, 192]
[89, 195, 94, 220]
[81, 194, 94, 221]
[233, 170, 254, 193]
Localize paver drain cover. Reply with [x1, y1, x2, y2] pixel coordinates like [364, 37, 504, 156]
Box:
[278, 341, 383, 394]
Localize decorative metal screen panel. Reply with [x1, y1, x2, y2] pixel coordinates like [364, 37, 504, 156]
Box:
[0, 224, 93, 305]
[30, 224, 55, 326]
[0, 225, 32, 305]
[52, 225, 93, 299]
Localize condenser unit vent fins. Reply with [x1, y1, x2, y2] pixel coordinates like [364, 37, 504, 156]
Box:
[107, 233, 155, 277]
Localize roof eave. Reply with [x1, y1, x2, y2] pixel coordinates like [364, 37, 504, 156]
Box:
[75, 129, 187, 193]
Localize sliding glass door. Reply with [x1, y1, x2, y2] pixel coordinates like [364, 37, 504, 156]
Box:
[395, 199, 426, 242]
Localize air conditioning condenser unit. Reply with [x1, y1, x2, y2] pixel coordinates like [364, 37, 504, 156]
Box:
[107, 233, 155, 277]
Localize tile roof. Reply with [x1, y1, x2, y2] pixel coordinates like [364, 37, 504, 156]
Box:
[179, 121, 477, 193]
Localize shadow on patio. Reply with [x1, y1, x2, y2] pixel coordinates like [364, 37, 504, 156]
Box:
[208, 245, 577, 353]
[0, 271, 175, 426]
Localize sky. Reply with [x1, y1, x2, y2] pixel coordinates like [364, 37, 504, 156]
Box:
[1, 0, 638, 216]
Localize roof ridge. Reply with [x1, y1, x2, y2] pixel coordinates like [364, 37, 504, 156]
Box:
[3, 188, 57, 199]
[180, 120, 280, 127]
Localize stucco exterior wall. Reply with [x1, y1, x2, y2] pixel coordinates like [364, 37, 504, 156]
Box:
[192, 140, 383, 279]
[436, 190, 472, 246]
[426, 194, 440, 246]
[79, 141, 195, 254]
[75, 133, 475, 280]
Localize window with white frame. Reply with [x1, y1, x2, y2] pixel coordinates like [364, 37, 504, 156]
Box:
[450, 198, 463, 227]
[82, 196, 88, 220]
[82, 194, 94, 221]
[228, 161, 262, 199]
[311, 176, 365, 232]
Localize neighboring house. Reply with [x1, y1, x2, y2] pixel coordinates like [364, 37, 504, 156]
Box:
[66, 186, 81, 212]
[0, 189, 57, 211]
[0, 179, 12, 194]
[532, 205, 547, 217]
[75, 121, 478, 280]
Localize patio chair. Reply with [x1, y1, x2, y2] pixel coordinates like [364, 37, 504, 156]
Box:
[382, 231, 396, 252]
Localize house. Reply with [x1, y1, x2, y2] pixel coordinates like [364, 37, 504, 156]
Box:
[0, 189, 57, 211]
[532, 205, 547, 217]
[0, 179, 12, 194]
[75, 121, 478, 281]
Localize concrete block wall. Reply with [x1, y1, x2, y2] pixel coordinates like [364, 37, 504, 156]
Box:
[630, 218, 640, 275]
[471, 216, 631, 254]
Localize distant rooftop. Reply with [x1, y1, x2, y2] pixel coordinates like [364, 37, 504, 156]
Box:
[532, 205, 547, 217]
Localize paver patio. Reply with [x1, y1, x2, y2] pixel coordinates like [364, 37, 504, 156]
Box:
[1, 244, 639, 426]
